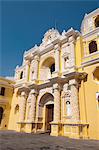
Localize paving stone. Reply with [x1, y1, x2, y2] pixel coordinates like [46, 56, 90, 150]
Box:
[0, 131, 99, 150]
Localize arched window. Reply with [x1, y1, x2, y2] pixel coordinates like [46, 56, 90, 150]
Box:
[20, 71, 23, 79]
[89, 41, 97, 54]
[95, 15, 99, 28]
[0, 107, 3, 124]
[15, 104, 19, 114]
[0, 87, 5, 96]
[40, 57, 55, 80]
[64, 56, 69, 68]
[50, 63, 55, 74]
[93, 66, 99, 81]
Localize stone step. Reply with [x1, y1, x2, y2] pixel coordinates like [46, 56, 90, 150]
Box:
[34, 130, 50, 135]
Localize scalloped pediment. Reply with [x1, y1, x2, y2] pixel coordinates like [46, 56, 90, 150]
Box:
[42, 28, 60, 45]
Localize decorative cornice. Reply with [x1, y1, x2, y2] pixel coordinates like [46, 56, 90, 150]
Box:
[15, 64, 26, 71]
[17, 83, 30, 95]
[83, 8, 99, 19]
[20, 28, 80, 62]
[83, 51, 99, 59]
[0, 82, 14, 89]
[82, 27, 99, 38]
[81, 57, 99, 67]
[0, 77, 15, 84]
[0, 98, 8, 104]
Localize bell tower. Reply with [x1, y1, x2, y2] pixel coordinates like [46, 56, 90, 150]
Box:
[81, 8, 99, 58]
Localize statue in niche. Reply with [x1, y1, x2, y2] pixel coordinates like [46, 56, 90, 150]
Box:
[66, 100, 71, 117]
[63, 83, 71, 117]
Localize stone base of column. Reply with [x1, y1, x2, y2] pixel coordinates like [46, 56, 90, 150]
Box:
[50, 122, 60, 136]
[63, 123, 89, 139]
[16, 124, 21, 132]
[31, 79, 38, 84]
[63, 125, 80, 139]
[25, 123, 36, 133]
[25, 124, 32, 133]
[51, 72, 60, 78]
[17, 123, 26, 132]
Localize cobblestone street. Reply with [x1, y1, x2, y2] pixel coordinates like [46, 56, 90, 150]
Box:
[0, 131, 99, 150]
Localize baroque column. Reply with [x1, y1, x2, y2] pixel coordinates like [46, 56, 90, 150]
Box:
[29, 89, 38, 122]
[53, 83, 61, 122]
[20, 91, 27, 122]
[69, 79, 80, 122]
[69, 36, 75, 67]
[54, 44, 60, 73]
[33, 55, 39, 80]
[25, 60, 30, 82]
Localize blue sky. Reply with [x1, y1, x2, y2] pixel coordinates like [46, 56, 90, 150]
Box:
[0, 0, 98, 77]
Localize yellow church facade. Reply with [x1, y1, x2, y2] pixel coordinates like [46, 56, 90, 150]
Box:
[0, 9, 99, 140]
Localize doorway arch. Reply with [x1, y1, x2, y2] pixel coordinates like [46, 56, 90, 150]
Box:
[40, 57, 55, 80]
[0, 107, 4, 125]
[14, 104, 19, 130]
[39, 93, 54, 132]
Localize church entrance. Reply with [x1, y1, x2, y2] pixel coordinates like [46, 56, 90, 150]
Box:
[46, 104, 54, 131]
[39, 93, 54, 133]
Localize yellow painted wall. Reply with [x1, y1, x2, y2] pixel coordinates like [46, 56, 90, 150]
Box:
[75, 36, 84, 69]
[8, 88, 19, 131]
[0, 78, 14, 130]
[1, 9, 99, 140]
[80, 64, 99, 139]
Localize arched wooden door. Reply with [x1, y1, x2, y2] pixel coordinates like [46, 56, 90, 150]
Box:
[46, 104, 54, 131]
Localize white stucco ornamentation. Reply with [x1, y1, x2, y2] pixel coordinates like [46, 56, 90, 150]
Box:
[69, 79, 80, 122]
[24, 60, 30, 81]
[53, 83, 61, 122]
[42, 28, 60, 45]
[63, 83, 71, 117]
[28, 89, 38, 122]
[69, 36, 76, 67]
[54, 44, 60, 73]
[20, 91, 27, 122]
[29, 55, 40, 82]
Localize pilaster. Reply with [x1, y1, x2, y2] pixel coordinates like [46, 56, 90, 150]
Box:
[69, 79, 80, 122]
[50, 83, 61, 136]
[53, 83, 61, 122]
[54, 44, 60, 74]
[20, 91, 27, 122]
[33, 55, 39, 80]
[25, 60, 30, 82]
[69, 36, 75, 67]
[29, 89, 38, 122]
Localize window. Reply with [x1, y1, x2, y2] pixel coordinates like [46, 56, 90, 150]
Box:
[95, 15, 99, 28]
[20, 71, 23, 79]
[0, 87, 5, 96]
[96, 92, 99, 109]
[89, 41, 97, 54]
[14, 104, 19, 114]
[93, 66, 99, 81]
[0, 107, 3, 124]
[64, 56, 69, 68]
[50, 63, 55, 74]
[31, 70, 34, 80]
